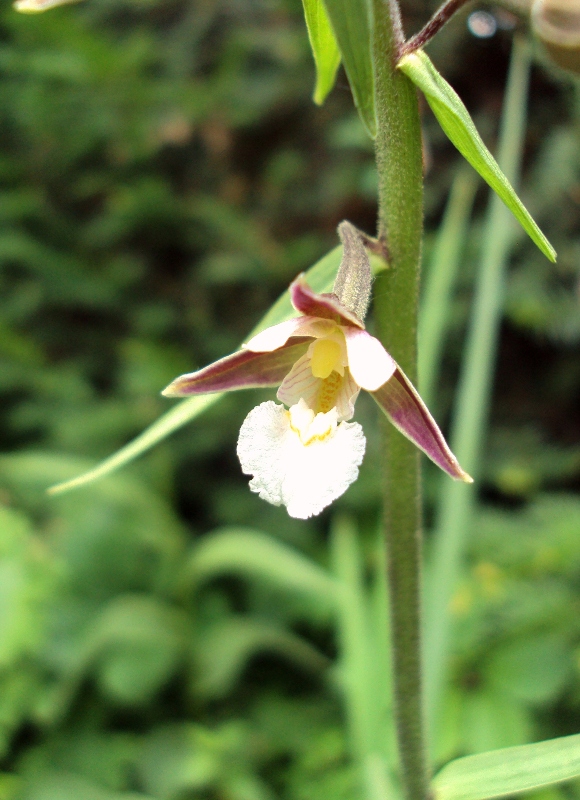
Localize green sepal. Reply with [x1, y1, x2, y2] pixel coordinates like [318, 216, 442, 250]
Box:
[320, 0, 377, 137]
[434, 733, 580, 800]
[301, 0, 341, 105]
[398, 49, 556, 263]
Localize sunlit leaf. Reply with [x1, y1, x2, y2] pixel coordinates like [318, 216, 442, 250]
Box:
[137, 724, 220, 798]
[398, 50, 556, 263]
[434, 733, 580, 800]
[301, 0, 341, 104]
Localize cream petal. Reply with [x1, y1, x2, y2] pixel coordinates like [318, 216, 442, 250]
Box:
[344, 327, 396, 391]
[237, 401, 366, 519]
[276, 353, 323, 409]
[244, 316, 324, 352]
[297, 318, 340, 339]
[333, 368, 361, 421]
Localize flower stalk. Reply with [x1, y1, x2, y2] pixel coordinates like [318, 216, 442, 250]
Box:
[399, 0, 472, 58]
[371, 0, 430, 799]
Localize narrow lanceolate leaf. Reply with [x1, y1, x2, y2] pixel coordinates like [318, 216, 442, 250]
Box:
[301, 0, 342, 104]
[398, 50, 556, 263]
[371, 367, 472, 482]
[48, 394, 220, 495]
[321, 0, 377, 137]
[48, 246, 344, 495]
[434, 733, 580, 800]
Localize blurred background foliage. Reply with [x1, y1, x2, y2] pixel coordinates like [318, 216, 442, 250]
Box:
[0, 0, 580, 797]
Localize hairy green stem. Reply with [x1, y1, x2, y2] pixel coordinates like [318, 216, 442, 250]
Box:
[371, 2, 428, 799]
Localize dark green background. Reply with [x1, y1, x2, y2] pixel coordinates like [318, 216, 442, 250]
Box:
[0, 1, 579, 797]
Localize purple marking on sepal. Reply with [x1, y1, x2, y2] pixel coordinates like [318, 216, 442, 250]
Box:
[371, 367, 473, 482]
[290, 276, 364, 329]
[162, 340, 310, 397]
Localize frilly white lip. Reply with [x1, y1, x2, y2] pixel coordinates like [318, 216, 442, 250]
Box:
[237, 400, 366, 519]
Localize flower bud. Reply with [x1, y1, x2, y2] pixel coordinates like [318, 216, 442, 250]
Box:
[333, 221, 372, 323]
[532, 0, 580, 74]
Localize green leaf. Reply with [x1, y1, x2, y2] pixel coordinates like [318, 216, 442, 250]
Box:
[245, 245, 342, 337]
[321, 0, 376, 137]
[193, 617, 329, 698]
[137, 724, 220, 797]
[46, 246, 343, 496]
[301, 0, 341, 104]
[46, 241, 387, 497]
[486, 633, 572, 705]
[460, 689, 531, 755]
[47, 394, 221, 496]
[19, 770, 153, 800]
[398, 50, 556, 263]
[91, 596, 187, 705]
[433, 734, 580, 800]
[186, 527, 337, 608]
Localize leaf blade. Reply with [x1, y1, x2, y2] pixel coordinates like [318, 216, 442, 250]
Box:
[47, 246, 345, 495]
[187, 527, 337, 606]
[434, 734, 580, 800]
[301, 0, 342, 104]
[398, 49, 556, 262]
[321, 0, 377, 137]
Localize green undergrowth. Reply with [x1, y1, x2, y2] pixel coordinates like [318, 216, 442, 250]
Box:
[1, 0, 580, 797]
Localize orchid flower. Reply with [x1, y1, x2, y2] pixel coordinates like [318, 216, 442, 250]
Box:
[163, 222, 471, 519]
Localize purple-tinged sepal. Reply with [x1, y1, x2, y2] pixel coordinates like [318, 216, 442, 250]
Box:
[290, 276, 364, 329]
[162, 340, 310, 397]
[371, 366, 473, 482]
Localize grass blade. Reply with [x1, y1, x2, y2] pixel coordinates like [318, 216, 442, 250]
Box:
[424, 36, 532, 745]
[419, 166, 478, 408]
[301, 0, 341, 104]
